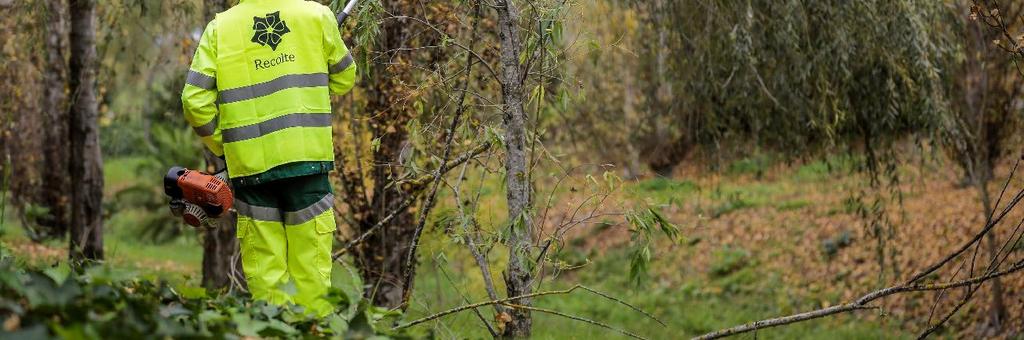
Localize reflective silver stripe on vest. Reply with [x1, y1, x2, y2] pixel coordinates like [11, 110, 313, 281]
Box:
[329, 53, 353, 74]
[218, 73, 328, 104]
[284, 194, 334, 225]
[186, 70, 217, 90]
[193, 117, 218, 137]
[235, 199, 282, 222]
[222, 113, 332, 143]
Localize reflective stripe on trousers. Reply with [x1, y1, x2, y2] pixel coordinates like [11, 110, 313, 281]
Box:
[235, 193, 334, 225]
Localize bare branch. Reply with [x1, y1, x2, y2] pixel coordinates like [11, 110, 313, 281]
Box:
[332, 144, 493, 259]
[381, 15, 500, 81]
[332, 194, 417, 260]
[393, 283, 664, 336]
[400, 4, 484, 308]
[577, 285, 666, 327]
[438, 260, 497, 336]
[395, 141, 493, 192]
[394, 285, 588, 330]
[501, 303, 649, 340]
[693, 258, 1024, 340]
[905, 183, 1024, 284]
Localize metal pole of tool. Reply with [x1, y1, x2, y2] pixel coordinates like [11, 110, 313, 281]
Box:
[337, 0, 359, 27]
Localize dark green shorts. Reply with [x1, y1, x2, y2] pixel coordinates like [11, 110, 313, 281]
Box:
[234, 173, 333, 214]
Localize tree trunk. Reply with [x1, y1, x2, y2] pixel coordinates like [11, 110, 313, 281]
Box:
[977, 180, 1007, 332]
[352, 61, 417, 307]
[39, 0, 70, 240]
[201, 222, 245, 290]
[496, 0, 533, 336]
[202, 150, 245, 291]
[203, 0, 227, 25]
[344, 0, 422, 309]
[353, 187, 415, 307]
[639, 0, 686, 175]
[198, 0, 245, 293]
[337, 0, 457, 309]
[68, 0, 103, 262]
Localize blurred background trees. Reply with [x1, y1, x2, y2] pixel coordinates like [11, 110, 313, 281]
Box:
[563, 0, 951, 175]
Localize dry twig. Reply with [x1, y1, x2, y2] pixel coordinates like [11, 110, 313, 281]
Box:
[393, 284, 662, 331]
[694, 257, 1024, 339]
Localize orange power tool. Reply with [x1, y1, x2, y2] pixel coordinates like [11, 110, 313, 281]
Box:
[163, 166, 234, 227]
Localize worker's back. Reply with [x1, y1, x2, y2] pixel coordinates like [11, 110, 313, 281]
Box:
[183, 0, 356, 184]
[180, 0, 356, 318]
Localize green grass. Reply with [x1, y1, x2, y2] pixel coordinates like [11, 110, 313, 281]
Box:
[404, 242, 909, 339]
[628, 177, 700, 205]
[794, 160, 833, 182]
[629, 165, 820, 217]
[726, 154, 774, 178]
[0, 156, 202, 280]
[634, 177, 699, 195]
[104, 156, 203, 275]
[703, 182, 789, 217]
[103, 156, 147, 193]
[0, 212, 201, 281]
[775, 199, 812, 211]
[709, 246, 751, 278]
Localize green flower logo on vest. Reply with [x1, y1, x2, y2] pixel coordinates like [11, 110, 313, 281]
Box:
[252, 11, 290, 51]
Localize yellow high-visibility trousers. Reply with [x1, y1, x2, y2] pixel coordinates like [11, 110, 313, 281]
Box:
[234, 174, 335, 317]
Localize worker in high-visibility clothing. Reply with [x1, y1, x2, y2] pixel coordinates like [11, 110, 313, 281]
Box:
[181, 0, 356, 317]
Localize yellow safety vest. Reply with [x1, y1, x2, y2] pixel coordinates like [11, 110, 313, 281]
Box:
[182, 0, 356, 181]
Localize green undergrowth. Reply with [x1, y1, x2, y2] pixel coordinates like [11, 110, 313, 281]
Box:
[0, 249, 418, 339]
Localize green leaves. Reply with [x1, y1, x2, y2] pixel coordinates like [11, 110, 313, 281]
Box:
[647, 208, 679, 241]
[232, 313, 269, 337]
[172, 283, 207, 299]
[625, 207, 682, 286]
[42, 262, 71, 285]
[0, 257, 408, 338]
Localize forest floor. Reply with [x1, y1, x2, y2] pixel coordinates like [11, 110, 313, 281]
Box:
[407, 154, 1024, 339]
[3, 154, 1024, 339]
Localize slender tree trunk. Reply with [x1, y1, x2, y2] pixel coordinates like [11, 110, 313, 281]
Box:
[198, 0, 245, 292]
[39, 0, 70, 240]
[68, 0, 103, 262]
[977, 180, 1007, 332]
[496, 0, 533, 336]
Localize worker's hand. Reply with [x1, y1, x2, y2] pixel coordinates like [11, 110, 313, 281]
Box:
[212, 169, 229, 184]
[168, 198, 185, 217]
